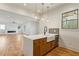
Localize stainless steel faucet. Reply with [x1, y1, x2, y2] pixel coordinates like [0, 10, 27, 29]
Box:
[44, 26, 47, 35]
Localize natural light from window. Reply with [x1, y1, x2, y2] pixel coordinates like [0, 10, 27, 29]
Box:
[0, 24, 5, 30]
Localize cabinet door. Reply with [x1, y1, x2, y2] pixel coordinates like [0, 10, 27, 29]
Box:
[33, 39, 40, 56]
[46, 40, 57, 53]
[51, 40, 55, 48]
[40, 44, 47, 56]
[46, 42, 52, 53]
[55, 35, 59, 47]
[39, 38, 47, 55]
[33, 38, 47, 56]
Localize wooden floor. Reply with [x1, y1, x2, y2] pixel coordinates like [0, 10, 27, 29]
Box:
[0, 34, 23, 56]
[46, 47, 79, 56]
[0, 34, 79, 56]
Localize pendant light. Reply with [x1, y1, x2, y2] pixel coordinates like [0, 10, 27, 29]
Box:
[24, 3, 26, 6]
[34, 4, 38, 19]
[46, 6, 49, 22]
[40, 3, 44, 20]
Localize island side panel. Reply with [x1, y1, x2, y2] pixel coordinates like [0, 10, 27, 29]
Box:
[23, 37, 33, 56]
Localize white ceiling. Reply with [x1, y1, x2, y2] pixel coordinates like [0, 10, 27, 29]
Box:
[3, 3, 64, 14]
[0, 3, 64, 18]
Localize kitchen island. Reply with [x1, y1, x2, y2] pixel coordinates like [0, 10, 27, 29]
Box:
[23, 34, 59, 56]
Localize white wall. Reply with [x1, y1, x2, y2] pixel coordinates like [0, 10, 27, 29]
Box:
[0, 9, 39, 35]
[39, 3, 79, 52]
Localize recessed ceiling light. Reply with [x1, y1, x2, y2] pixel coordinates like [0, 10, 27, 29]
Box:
[24, 3, 26, 6]
[46, 20, 49, 22]
[35, 16, 38, 19]
[8, 16, 10, 17]
[41, 18, 44, 21]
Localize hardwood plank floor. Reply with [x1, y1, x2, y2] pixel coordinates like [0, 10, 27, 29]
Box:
[0, 34, 23, 56]
[46, 47, 79, 56]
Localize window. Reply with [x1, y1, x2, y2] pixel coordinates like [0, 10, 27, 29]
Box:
[62, 9, 78, 29]
[0, 24, 5, 30]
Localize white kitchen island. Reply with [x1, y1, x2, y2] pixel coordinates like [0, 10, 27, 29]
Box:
[23, 34, 58, 56]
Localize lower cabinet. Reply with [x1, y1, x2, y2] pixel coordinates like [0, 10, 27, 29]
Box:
[33, 35, 59, 56]
[33, 38, 47, 56]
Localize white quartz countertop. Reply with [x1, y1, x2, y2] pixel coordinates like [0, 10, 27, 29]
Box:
[23, 34, 58, 40]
